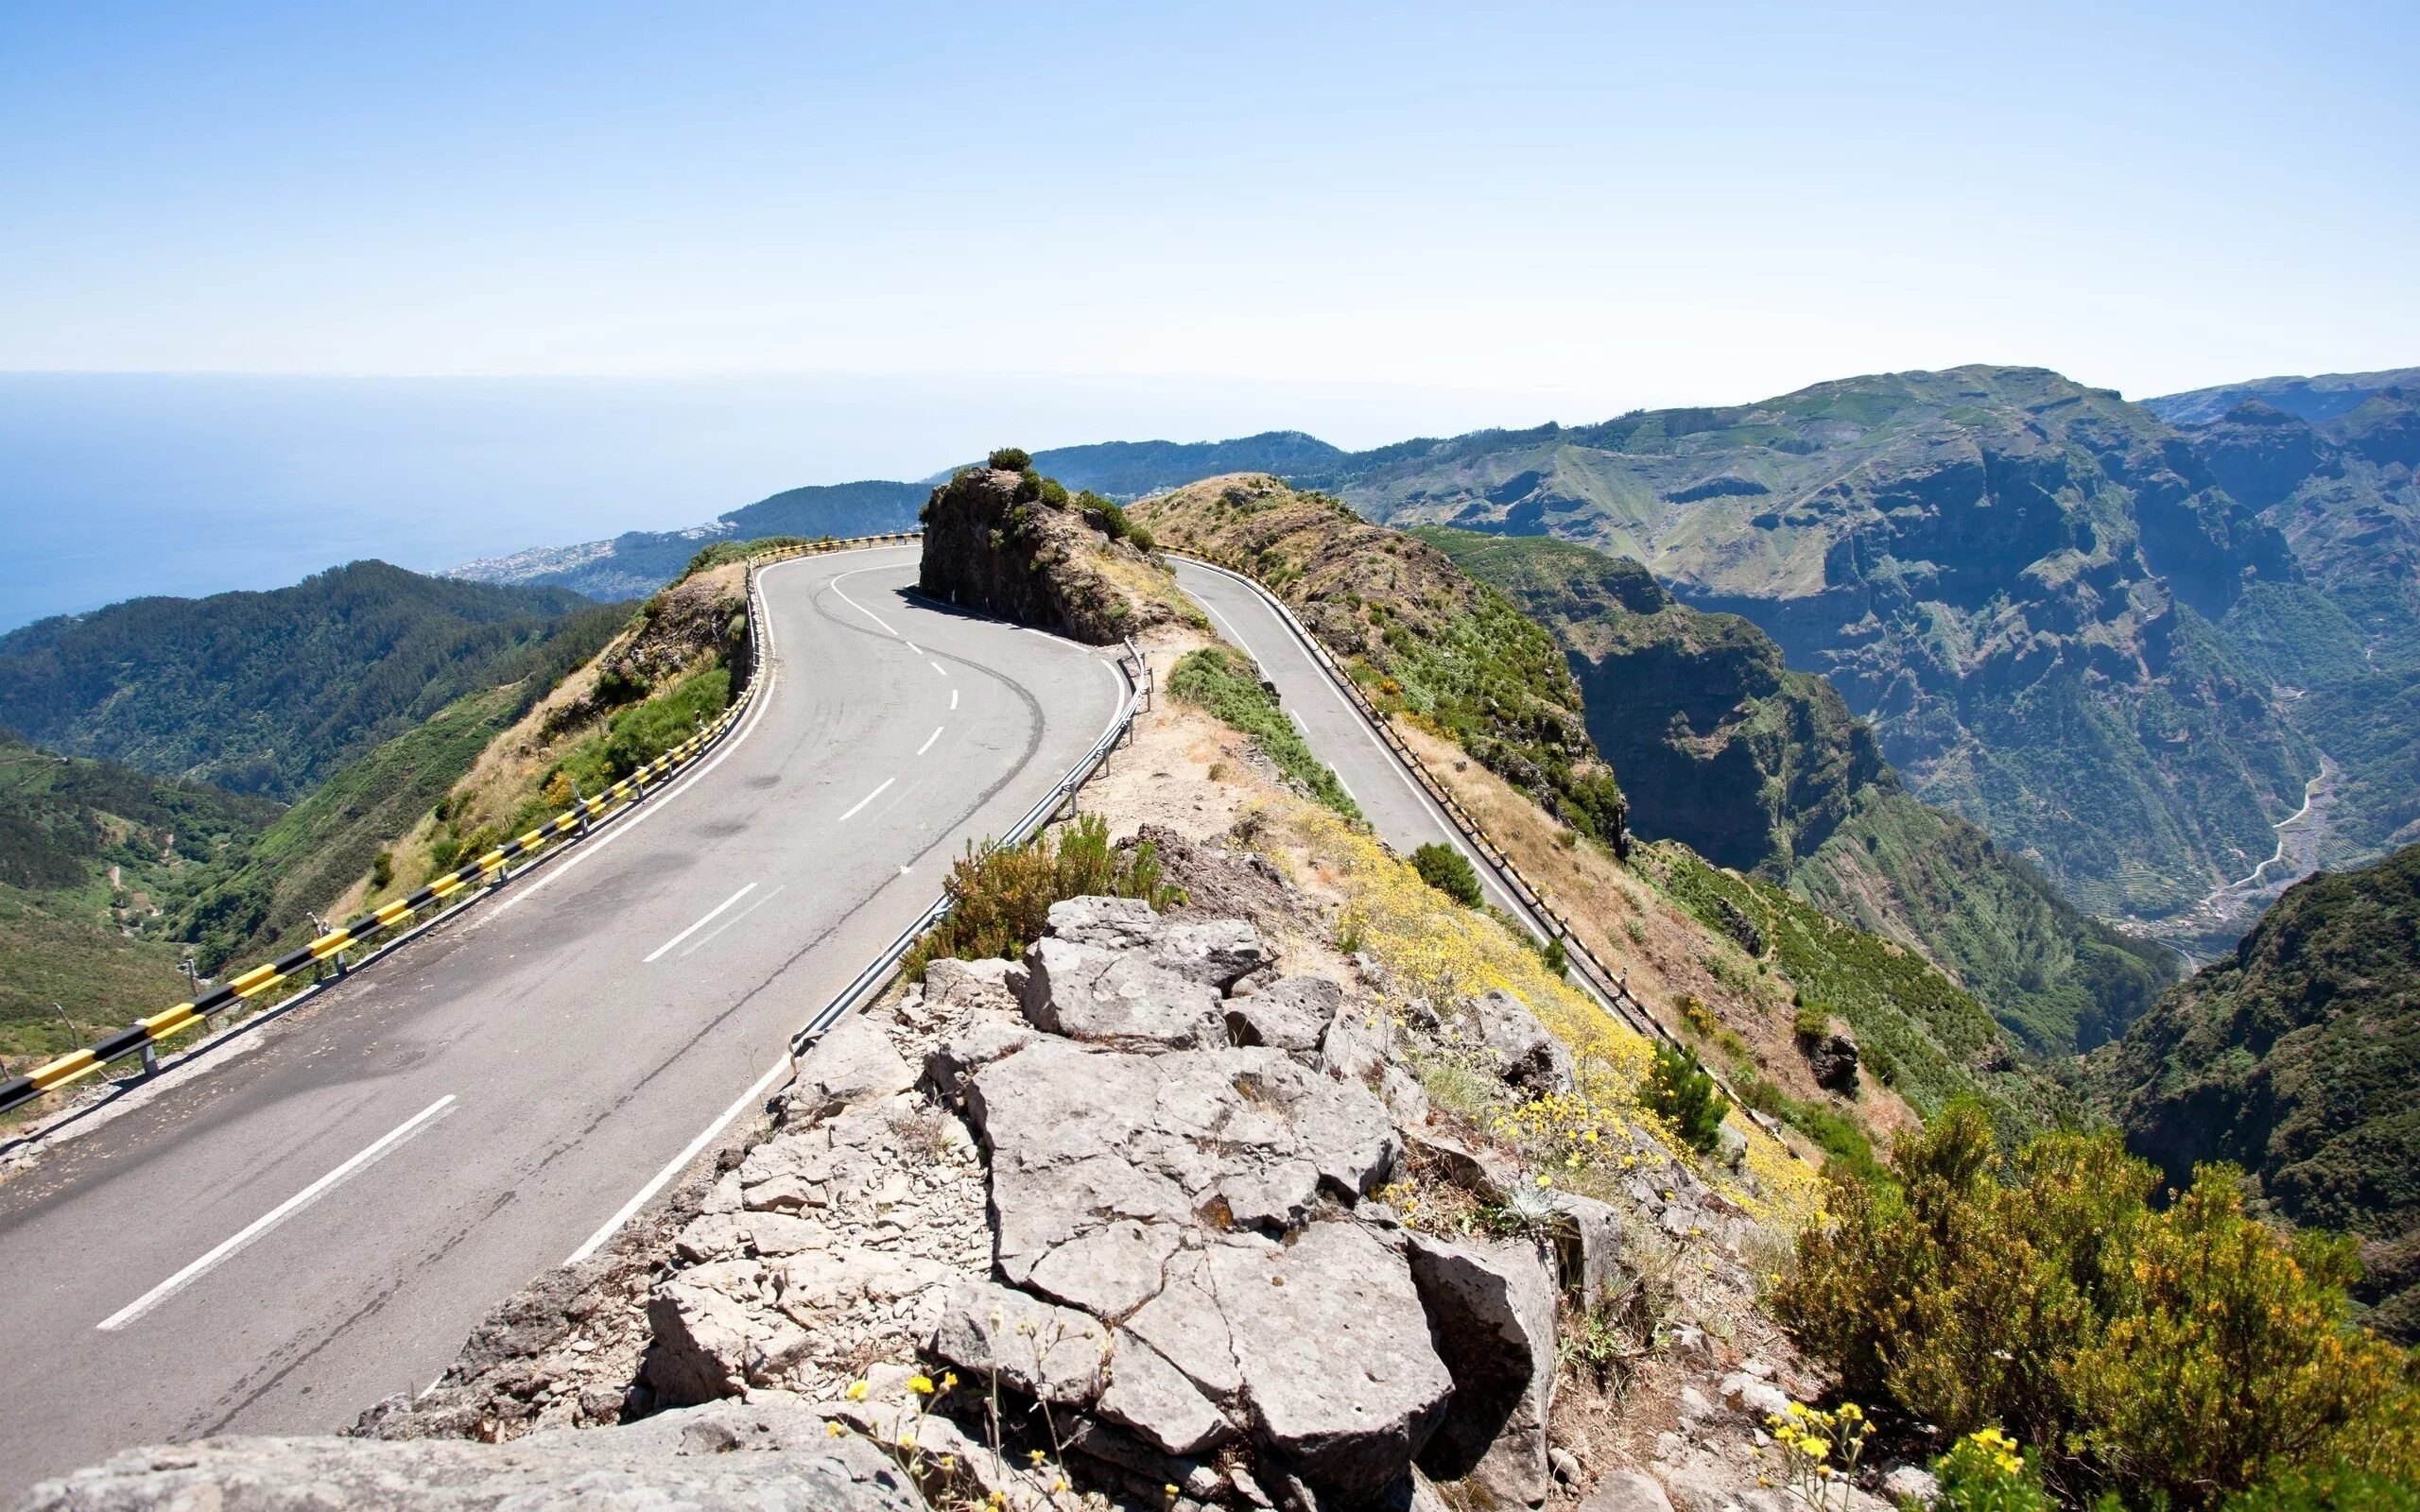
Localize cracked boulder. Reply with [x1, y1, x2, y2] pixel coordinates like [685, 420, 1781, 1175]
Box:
[646, 1262, 810, 1405]
[928, 1280, 1112, 1406]
[1226, 975, 1341, 1053]
[1019, 937, 1230, 1050]
[1470, 989, 1575, 1097]
[787, 1015, 918, 1124]
[1405, 1232, 1559, 1506]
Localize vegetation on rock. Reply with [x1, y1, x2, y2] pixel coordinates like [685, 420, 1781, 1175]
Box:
[1166, 647, 1358, 819]
[2094, 841, 2420, 1343]
[905, 814, 1180, 979]
[1131, 474, 1628, 850]
[918, 457, 1186, 644]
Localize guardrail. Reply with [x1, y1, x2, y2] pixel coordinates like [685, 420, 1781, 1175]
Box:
[786, 632, 1147, 1055]
[1171, 549, 1697, 1061]
[0, 531, 927, 1122]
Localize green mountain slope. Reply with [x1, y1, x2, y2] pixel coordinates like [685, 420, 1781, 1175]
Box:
[2093, 842, 2420, 1342]
[1425, 527, 2175, 1051]
[1341, 366, 2319, 925]
[0, 562, 614, 800]
[0, 732, 280, 1063]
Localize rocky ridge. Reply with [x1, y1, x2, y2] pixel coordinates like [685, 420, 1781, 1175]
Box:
[919, 464, 1184, 644]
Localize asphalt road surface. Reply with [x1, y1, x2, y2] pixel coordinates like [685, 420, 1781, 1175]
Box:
[0, 545, 1126, 1500]
[1170, 558, 1528, 919]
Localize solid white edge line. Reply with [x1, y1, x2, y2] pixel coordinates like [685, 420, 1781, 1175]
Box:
[99, 1094, 458, 1332]
[642, 882, 757, 964]
[486, 555, 801, 919]
[917, 726, 943, 756]
[562, 1059, 787, 1267]
[838, 777, 895, 821]
[828, 564, 901, 637]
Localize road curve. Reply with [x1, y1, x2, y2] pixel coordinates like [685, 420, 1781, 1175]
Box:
[0, 545, 1124, 1499]
[1171, 558, 1528, 919]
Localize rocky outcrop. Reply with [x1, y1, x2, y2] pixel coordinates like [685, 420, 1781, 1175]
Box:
[26, 1400, 921, 1512]
[918, 465, 1168, 644]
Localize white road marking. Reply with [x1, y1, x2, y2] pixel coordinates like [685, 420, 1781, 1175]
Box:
[950, 687, 959, 710]
[917, 726, 943, 756]
[829, 568, 899, 636]
[839, 777, 895, 821]
[643, 883, 757, 963]
[679, 884, 785, 960]
[930, 661, 947, 677]
[99, 1095, 458, 1332]
[903, 641, 922, 657]
[563, 1060, 787, 1266]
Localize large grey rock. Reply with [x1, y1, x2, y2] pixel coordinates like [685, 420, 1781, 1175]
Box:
[1019, 936, 1228, 1050]
[923, 1019, 1039, 1104]
[1470, 989, 1575, 1096]
[1581, 1469, 1676, 1512]
[1320, 998, 1394, 1087]
[928, 1280, 1111, 1406]
[1098, 1330, 1237, 1456]
[647, 1261, 809, 1403]
[1227, 975, 1341, 1053]
[965, 1040, 1398, 1303]
[1046, 895, 1167, 952]
[1208, 1222, 1455, 1493]
[1719, 1369, 1793, 1421]
[1153, 919, 1270, 988]
[1801, 1025, 1859, 1094]
[1549, 1192, 1626, 1306]
[20, 1400, 925, 1511]
[1405, 1232, 1559, 1506]
[787, 1015, 917, 1122]
[922, 954, 1025, 1015]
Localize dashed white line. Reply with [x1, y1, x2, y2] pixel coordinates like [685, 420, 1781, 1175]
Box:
[680, 884, 786, 960]
[950, 688, 959, 710]
[643, 883, 757, 963]
[99, 1094, 458, 1332]
[839, 777, 895, 821]
[930, 661, 948, 677]
[904, 640, 923, 657]
[917, 726, 943, 756]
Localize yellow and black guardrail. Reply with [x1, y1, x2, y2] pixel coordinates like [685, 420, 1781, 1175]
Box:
[0, 531, 926, 1122]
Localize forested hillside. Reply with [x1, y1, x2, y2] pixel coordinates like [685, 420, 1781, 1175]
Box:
[0, 562, 617, 799]
[2094, 841, 2420, 1342]
[1424, 527, 2175, 1052]
[0, 732, 279, 1061]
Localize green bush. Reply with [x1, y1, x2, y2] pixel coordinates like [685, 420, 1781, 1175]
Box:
[905, 815, 1183, 979]
[1792, 1002, 1831, 1040]
[1645, 1042, 1726, 1153]
[1776, 1107, 2419, 1507]
[987, 447, 1031, 471]
[1038, 476, 1070, 508]
[1541, 935, 1568, 979]
[1167, 648, 1360, 820]
[2223, 1460, 2420, 1512]
[1412, 842, 1482, 906]
[1933, 1428, 2055, 1512]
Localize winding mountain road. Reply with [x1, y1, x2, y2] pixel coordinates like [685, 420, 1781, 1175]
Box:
[0, 545, 1127, 1500]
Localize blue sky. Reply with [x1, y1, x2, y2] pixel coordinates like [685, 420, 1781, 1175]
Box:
[5, 2, 2414, 409]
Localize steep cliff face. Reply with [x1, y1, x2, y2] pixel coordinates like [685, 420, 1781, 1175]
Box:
[2094, 841, 2420, 1342]
[1348, 367, 2317, 922]
[917, 464, 1178, 644]
[1427, 527, 2176, 1053]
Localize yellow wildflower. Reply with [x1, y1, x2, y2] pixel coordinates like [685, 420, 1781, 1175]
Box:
[908, 1374, 935, 1395]
[845, 1381, 870, 1401]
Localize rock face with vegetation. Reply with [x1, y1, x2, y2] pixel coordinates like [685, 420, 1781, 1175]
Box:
[1425, 527, 2175, 1053]
[919, 454, 1184, 645]
[1131, 474, 1628, 851]
[1343, 367, 2321, 925]
[2093, 841, 2420, 1343]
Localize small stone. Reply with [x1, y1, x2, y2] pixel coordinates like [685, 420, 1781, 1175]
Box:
[1550, 1446, 1583, 1485]
[1582, 1469, 1677, 1512]
[1882, 1466, 1944, 1507]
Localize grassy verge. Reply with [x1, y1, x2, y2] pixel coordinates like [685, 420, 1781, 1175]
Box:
[1167, 648, 1361, 821]
[905, 815, 1182, 979]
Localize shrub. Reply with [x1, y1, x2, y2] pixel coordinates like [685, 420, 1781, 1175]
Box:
[1933, 1427, 2055, 1512]
[1013, 467, 1045, 503]
[1412, 842, 1482, 906]
[905, 815, 1183, 979]
[1792, 1003, 1832, 1040]
[2224, 1460, 2420, 1512]
[1038, 475, 1069, 508]
[1541, 935, 1568, 979]
[1167, 648, 1360, 820]
[369, 850, 393, 890]
[1645, 1042, 1725, 1153]
[1776, 1107, 2419, 1508]
[598, 667, 731, 781]
[987, 447, 1030, 471]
